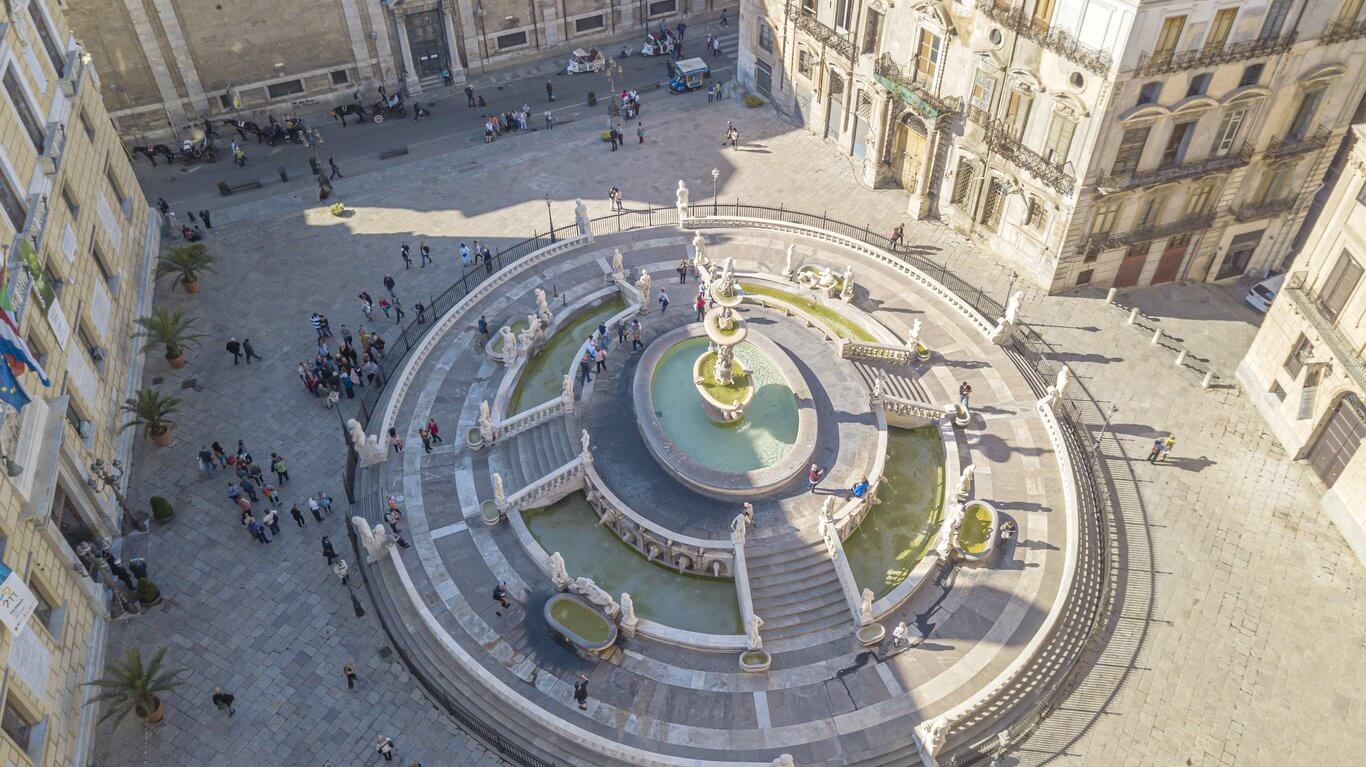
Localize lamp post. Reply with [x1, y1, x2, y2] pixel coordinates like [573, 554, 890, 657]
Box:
[712, 168, 720, 215]
[1093, 404, 1119, 455]
[546, 194, 556, 243]
[1006, 270, 1018, 303]
[87, 458, 147, 532]
[604, 57, 624, 130]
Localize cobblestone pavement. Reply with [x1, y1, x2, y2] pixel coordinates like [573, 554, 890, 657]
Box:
[100, 93, 1364, 766]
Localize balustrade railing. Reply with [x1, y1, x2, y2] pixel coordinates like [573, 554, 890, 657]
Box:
[839, 338, 914, 364]
[1322, 17, 1366, 45]
[970, 106, 1076, 195]
[490, 398, 565, 443]
[501, 457, 584, 513]
[1284, 271, 1366, 393]
[1081, 210, 1215, 255]
[1266, 126, 1331, 159]
[872, 54, 962, 120]
[975, 0, 1113, 75]
[789, 3, 855, 62]
[1096, 142, 1252, 190]
[1136, 32, 1296, 76]
[39, 123, 66, 176]
[1231, 196, 1295, 222]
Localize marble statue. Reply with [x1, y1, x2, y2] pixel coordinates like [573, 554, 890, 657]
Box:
[612, 248, 625, 277]
[797, 265, 841, 296]
[478, 400, 494, 440]
[840, 265, 855, 301]
[1005, 290, 1023, 325]
[859, 587, 875, 625]
[730, 512, 749, 544]
[819, 515, 838, 555]
[675, 180, 690, 208]
[782, 244, 795, 279]
[745, 614, 764, 650]
[580, 429, 592, 459]
[742, 502, 755, 524]
[549, 552, 571, 591]
[956, 464, 975, 499]
[714, 343, 736, 385]
[492, 473, 507, 508]
[354, 516, 384, 560]
[989, 290, 1024, 345]
[820, 496, 837, 524]
[535, 288, 553, 326]
[570, 576, 620, 619]
[871, 370, 886, 403]
[562, 374, 575, 410]
[1054, 367, 1070, 399]
[692, 231, 706, 263]
[911, 319, 922, 346]
[914, 716, 948, 760]
[574, 198, 590, 236]
[499, 325, 519, 365]
[620, 593, 638, 636]
[636, 271, 652, 311]
[935, 503, 965, 559]
[346, 418, 388, 465]
[771, 756, 795, 767]
[1038, 385, 1061, 411]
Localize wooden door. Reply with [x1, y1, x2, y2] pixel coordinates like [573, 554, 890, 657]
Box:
[894, 117, 928, 193]
[1113, 241, 1152, 287]
[1306, 395, 1366, 488]
[1152, 234, 1190, 284]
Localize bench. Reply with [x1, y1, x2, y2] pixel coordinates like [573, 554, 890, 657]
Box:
[217, 179, 264, 197]
[378, 147, 410, 160]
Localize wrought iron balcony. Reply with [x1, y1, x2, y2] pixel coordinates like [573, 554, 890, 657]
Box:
[967, 105, 1075, 195]
[1231, 196, 1296, 222]
[1322, 17, 1366, 45]
[872, 54, 962, 120]
[975, 0, 1112, 76]
[38, 123, 66, 176]
[1081, 210, 1215, 255]
[1284, 271, 1366, 393]
[1096, 143, 1253, 191]
[1136, 32, 1296, 76]
[1266, 126, 1331, 159]
[788, 3, 855, 63]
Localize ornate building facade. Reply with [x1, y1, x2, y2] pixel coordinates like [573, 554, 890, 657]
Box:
[740, 0, 1366, 292]
[1, 1, 156, 765]
[67, 0, 731, 141]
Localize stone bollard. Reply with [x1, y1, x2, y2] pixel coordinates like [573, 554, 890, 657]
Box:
[1127, 307, 1140, 325]
[1174, 349, 1187, 366]
[1150, 327, 1162, 345]
[1106, 288, 1117, 305]
[1201, 371, 1215, 389]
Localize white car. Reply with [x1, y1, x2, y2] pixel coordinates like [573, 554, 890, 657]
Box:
[1245, 273, 1284, 313]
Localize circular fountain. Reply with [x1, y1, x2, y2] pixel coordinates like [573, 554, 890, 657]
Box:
[694, 258, 754, 423]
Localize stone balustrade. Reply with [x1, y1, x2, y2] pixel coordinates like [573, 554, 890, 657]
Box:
[498, 456, 586, 514]
[490, 397, 565, 444]
[838, 338, 914, 365]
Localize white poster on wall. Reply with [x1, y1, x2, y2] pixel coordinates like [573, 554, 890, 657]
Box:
[6, 617, 53, 697]
[0, 562, 38, 634]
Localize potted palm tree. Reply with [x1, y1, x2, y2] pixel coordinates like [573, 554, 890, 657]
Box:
[85, 646, 185, 726]
[156, 243, 215, 293]
[134, 308, 204, 369]
[121, 389, 182, 447]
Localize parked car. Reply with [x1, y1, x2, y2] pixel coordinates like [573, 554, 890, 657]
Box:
[1245, 273, 1285, 313]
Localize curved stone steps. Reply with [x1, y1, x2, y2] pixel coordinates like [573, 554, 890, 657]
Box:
[491, 420, 577, 494]
[747, 537, 854, 641]
[851, 358, 935, 405]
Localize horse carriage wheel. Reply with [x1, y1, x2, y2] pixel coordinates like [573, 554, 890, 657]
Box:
[373, 113, 385, 124]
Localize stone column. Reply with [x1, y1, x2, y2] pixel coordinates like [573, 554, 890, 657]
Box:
[394, 13, 424, 94]
[340, 0, 380, 88]
[863, 89, 891, 188]
[441, 5, 467, 82]
[907, 122, 939, 219]
[365, 0, 400, 85]
[119, 0, 190, 131]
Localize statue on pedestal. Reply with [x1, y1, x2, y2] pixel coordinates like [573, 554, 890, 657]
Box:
[636, 271, 652, 311]
[782, 244, 795, 279]
[914, 716, 949, 765]
[347, 418, 388, 466]
[714, 343, 736, 385]
[612, 248, 625, 279]
[493, 473, 507, 509]
[956, 464, 974, 500]
[580, 429, 592, 459]
[840, 265, 855, 302]
[570, 576, 620, 619]
[675, 180, 690, 209]
[771, 756, 795, 767]
[871, 370, 886, 403]
[730, 512, 749, 544]
[499, 325, 519, 366]
[745, 614, 764, 650]
[692, 232, 706, 264]
[535, 288, 553, 327]
[620, 593, 638, 637]
[478, 400, 494, 441]
[859, 587, 875, 625]
[549, 552, 571, 591]
[935, 503, 965, 560]
[989, 291, 1024, 345]
[574, 198, 590, 237]
[562, 374, 576, 412]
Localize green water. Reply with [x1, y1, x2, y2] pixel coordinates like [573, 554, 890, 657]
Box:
[548, 597, 613, 644]
[651, 338, 798, 472]
[524, 494, 743, 635]
[959, 503, 993, 554]
[509, 297, 626, 414]
[489, 317, 531, 354]
[843, 426, 946, 599]
[739, 282, 875, 342]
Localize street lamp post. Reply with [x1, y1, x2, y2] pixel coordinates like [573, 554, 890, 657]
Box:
[1093, 404, 1119, 455]
[1006, 270, 1019, 303]
[712, 168, 720, 215]
[546, 194, 556, 243]
[87, 458, 147, 532]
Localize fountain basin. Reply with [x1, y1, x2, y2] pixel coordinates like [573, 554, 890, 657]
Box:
[739, 649, 771, 672]
[692, 351, 754, 422]
[634, 326, 817, 500]
[856, 623, 886, 646]
[484, 316, 532, 359]
[958, 500, 999, 566]
[544, 593, 618, 656]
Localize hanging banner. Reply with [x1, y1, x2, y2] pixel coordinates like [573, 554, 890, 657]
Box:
[0, 561, 38, 634]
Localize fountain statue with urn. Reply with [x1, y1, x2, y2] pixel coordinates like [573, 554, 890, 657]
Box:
[693, 257, 755, 423]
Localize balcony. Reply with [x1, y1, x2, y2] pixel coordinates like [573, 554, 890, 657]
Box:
[1081, 210, 1215, 255]
[1137, 32, 1296, 76]
[1322, 17, 1366, 45]
[872, 54, 962, 121]
[1266, 126, 1331, 159]
[1096, 143, 1253, 191]
[788, 3, 855, 63]
[975, 0, 1112, 76]
[967, 105, 1076, 195]
[1232, 196, 1296, 222]
[38, 123, 67, 176]
[1285, 271, 1366, 393]
[60, 48, 86, 98]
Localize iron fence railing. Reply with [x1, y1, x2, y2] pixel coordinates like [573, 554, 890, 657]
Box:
[343, 203, 1119, 767]
[1266, 125, 1331, 159]
[1322, 17, 1366, 45]
[975, 0, 1113, 75]
[1231, 196, 1296, 222]
[968, 105, 1076, 195]
[1097, 142, 1252, 191]
[788, 2, 856, 62]
[873, 54, 963, 120]
[1081, 210, 1216, 255]
[1136, 32, 1296, 76]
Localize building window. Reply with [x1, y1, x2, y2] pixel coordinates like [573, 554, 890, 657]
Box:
[1270, 380, 1286, 401]
[1043, 112, 1076, 167]
[834, 0, 854, 31]
[1287, 87, 1326, 141]
[862, 10, 884, 55]
[266, 79, 304, 99]
[1318, 250, 1363, 320]
[969, 69, 996, 113]
[1159, 121, 1196, 168]
[1112, 126, 1151, 176]
[1357, 181, 1366, 207]
[1215, 107, 1247, 154]
[1076, 269, 1094, 285]
[78, 108, 95, 142]
[25, 332, 48, 370]
[1004, 89, 1032, 140]
[1137, 193, 1167, 227]
[1024, 196, 1049, 230]
[78, 322, 105, 375]
[330, 69, 349, 85]
[797, 49, 813, 78]
[496, 31, 528, 50]
[1124, 241, 1152, 262]
[30, 3, 67, 77]
[1256, 161, 1294, 203]
[755, 61, 773, 96]
[107, 166, 131, 217]
[93, 241, 119, 293]
[1153, 15, 1187, 61]
[61, 186, 80, 221]
[1239, 63, 1265, 88]
[1031, 0, 1057, 29]
[575, 15, 605, 33]
[1335, 0, 1365, 25]
[4, 67, 46, 153]
[1186, 181, 1216, 215]
[219, 93, 235, 110]
[1260, 0, 1292, 39]
[1204, 8, 1238, 52]
[1, 697, 40, 757]
[951, 159, 974, 206]
[981, 179, 1006, 231]
[0, 165, 28, 229]
[1284, 335, 1315, 378]
[758, 23, 774, 53]
[648, 0, 677, 17]
[1186, 73, 1211, 97]
[1137, 81, 1162, 106]
[914, 29, 941, 86]
[28, 577, 63, 640]
[1090, 201, 1122, 235]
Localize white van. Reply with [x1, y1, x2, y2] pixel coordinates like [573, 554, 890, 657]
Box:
[1245, 273, 1285, 313]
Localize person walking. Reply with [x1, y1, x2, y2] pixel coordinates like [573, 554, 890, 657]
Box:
[212, 688, 236, 717]
[889, 224, 905, 251]
[240, 477, 259, 502]
[610, 128, 619, 151]
[262, 508, 281, 536]
[545, 109, 554, 129]
[573, 675, 590, 710]
[694, 293, 706, 321]
[400, 243, 412, 269]
[658, 290, 670, 313]
[578, 352, 593, 387]
[376, 735, 396, 762]
[328, 157, 343, 179]
[594, 345, 607, 373]
[419, 427, 433, 453]
[546, 80, 555, 102]
[198, 445, 216, 479]
[465, 84, 476, 107]
[493, 582, 511, 616]
[631, 319, 643, 351]
[343, 661, 359, 689]
[712, 35, 722, 57]
[383, 273, 397, 296]
[720, 8, 728, 26]
[225, 337, 242, 364]
[677, 258, 688, 284]
[958, 381, 972, 409]
[241, 338, 262, 364]
[389, 427, 405, 453]
[199, 209, 213, 229]
[459, 242, 472, 266]
[637, 122, 645, 144]
[233, 144, 246, 167]
[616, 320, 628, 347]
[385, 505, 403, 535]
[248, 518, 271, 543]
[392, 297, 406, 324]
[807, 463, 824, 493]
[270, 453, 289, 484]
[290, 504, 306, 527]
[321, 536, 338, 565]
[478, 315, 489, 341]
[308, 493, 325, 521]
[419, 243, 432, 267]
[426, 417, 442, 444]
[1159, 435, 1176, 461]
[212, 441, 228, 468]
[332, 557, 349, 585]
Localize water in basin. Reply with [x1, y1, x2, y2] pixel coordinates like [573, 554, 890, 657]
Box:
[547, 596, 613, 644]
[523, 493, 742, 635]
[509, 296, 626, 414]
[651, 337, 798, 472]
[959, 503, 993, 555]
[844, 426, 945, 599]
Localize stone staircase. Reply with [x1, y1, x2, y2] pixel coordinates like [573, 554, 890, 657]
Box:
[746, 535, 855, 642]
[850, 358, 934, 404]
[493, 419, 577, 494]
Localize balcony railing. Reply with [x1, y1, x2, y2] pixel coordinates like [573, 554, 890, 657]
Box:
[789, 3, 855, 63]
[38, 123, 66, 176]
[1266, 126, 1331, 159]
[1136, 32, 1296, 76]
[1285, 271, 1366, 393]
[1322, 17, 1366, 45]
[967, 105, 1076, 195]
[1231, 196, 1296, 222]
[975, 0, 1112, 75]
[60, 48, 86, 98]
[1096, 143, 1253, 191]
[872, 54, 962, 121]
[1081, 210, 1215, 255]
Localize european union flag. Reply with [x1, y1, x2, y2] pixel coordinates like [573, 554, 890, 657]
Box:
[0, 356, 30, 411]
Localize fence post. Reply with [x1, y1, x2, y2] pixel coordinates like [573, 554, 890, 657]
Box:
[402, 325, 411, 350]
[1201, 370, 1214, 389]
[823, 211, 828, 229]
[1127, 307, 1140, 324]
[1150, 327, 1162, 345]
[1174, 349, 1187, 366]
[648, 206, 652, 226]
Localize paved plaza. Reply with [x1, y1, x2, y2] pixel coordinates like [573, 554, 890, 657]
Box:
[98, 89, 1365, 767]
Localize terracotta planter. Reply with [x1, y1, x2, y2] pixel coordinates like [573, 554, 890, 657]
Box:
[140, 695, 165, 723]
[166, 352, 186, 369]
[181, 278, 200, 294]
[150, 426, 173, 447]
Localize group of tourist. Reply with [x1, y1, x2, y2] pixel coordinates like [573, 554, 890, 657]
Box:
[296, 313, 385, 408]
[575, 319, 646, 387]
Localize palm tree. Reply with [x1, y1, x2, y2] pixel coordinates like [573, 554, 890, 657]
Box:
[134, 307, 204, 368]
[84, 646, 185, 727]
[156, 243, 215, 292]
[120, 388, 182, 446]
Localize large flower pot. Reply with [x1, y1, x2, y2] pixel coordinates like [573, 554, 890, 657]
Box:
[181, 278, 200, 294]
[150, 427, 174, 447]
[140, 695, 165, 723]
[166, 352, 186, 369]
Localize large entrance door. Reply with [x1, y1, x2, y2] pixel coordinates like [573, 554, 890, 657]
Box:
[1306, 394, 1366, 487]
[826, 73, 846, 140]
[1152, 234, 1191, 284]
[406, 9, 449, 79]
[1113, 241, 1152, 287]
[892, 115, 929, 194]
[1216, 229, 1264, 281]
